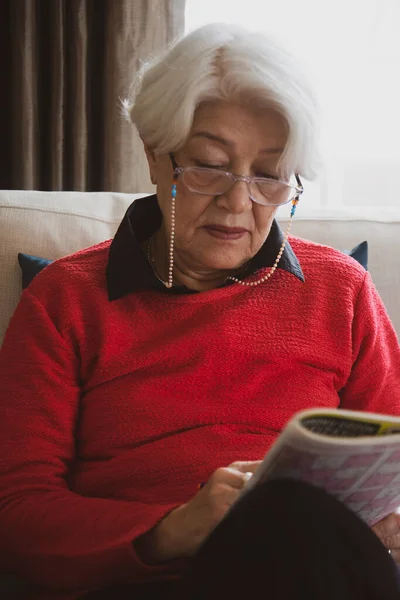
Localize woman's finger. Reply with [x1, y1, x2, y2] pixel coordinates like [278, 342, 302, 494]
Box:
[229, 460, 262, 474]
[243, 471, 253, 483]
[384, 532, 400, 552]
[372, 513, 400, 543]
[220, 467, 254, 490]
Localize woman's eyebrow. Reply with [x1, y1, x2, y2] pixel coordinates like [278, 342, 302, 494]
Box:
[191, 131, 283, 154]
[191, 131, 233, 147]
[259, 146, 284, 154]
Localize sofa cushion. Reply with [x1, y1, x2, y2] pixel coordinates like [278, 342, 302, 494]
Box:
[18, 254, 52, 289]
[342, 241, 368, 270]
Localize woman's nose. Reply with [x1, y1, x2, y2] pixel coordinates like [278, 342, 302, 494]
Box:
[215, 179, 252, 213]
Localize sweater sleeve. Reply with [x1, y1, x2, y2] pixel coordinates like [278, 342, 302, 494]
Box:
[339, 271, 400, 414]
[0, 289, 183, 594]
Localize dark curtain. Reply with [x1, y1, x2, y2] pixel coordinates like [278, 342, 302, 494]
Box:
[0, 0, 185, 192]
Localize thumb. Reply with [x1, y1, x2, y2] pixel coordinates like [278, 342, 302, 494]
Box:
[229, 460, 262, 474]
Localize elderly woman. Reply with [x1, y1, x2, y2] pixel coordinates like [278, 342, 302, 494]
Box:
[1, 23, 400, 600]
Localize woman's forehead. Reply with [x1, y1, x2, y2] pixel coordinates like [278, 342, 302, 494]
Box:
[186, 101, 288, 154]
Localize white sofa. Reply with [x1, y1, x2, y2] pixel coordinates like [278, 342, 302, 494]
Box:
[0, 189, 399, 346]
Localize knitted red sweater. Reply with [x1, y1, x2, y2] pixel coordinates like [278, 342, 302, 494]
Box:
[0, 237, 399, 599]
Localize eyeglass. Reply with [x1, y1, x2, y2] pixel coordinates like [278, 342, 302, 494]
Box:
[169, 154, 303, 207]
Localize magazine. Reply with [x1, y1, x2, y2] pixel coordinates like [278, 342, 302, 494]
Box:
[242, 408, 400, 526]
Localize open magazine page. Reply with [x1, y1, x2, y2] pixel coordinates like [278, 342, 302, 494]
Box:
[242, 409, 400, 526]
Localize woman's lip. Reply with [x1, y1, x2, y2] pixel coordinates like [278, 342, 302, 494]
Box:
[204, 226, 247, 240]
[204, 226, 248, 234]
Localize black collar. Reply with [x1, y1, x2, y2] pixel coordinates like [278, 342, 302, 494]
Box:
[106, 194, 304, 301]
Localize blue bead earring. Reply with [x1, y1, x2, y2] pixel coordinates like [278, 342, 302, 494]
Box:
[290, 198, 299, 217]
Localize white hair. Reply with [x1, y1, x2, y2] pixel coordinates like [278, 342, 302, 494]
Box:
[123, 23, 320, 180]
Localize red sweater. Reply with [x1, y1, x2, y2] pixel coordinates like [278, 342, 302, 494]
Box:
[0, 237, 399, 599]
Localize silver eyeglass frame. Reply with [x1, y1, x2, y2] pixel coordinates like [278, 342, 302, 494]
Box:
[170, 153, 303, 206]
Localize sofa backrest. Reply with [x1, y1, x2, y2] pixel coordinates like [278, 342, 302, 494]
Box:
[1, 190, 399, 345]
[0, 191, 143, 345]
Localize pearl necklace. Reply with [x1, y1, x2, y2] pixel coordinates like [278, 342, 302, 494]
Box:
[146, 185, 298, 289]
[226, 216, 294, 286]
[147, 233, 172, 286]
[146, 218, 294, 289]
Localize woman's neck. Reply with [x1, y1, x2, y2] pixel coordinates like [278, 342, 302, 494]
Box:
[146, 231, 248, 292]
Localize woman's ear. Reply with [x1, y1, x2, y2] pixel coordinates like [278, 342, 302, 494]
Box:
[143, 145, 157, 185]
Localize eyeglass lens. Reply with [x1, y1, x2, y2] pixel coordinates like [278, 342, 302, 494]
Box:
[182, 168, 295, 205]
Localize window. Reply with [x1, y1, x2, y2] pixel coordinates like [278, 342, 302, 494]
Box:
[185, 0, 400, 212]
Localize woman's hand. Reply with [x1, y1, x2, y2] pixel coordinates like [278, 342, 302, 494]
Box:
[135, 460, 261, 564]
[371, 512, 400, 564]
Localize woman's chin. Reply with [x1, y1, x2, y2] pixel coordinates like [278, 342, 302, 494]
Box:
[196, 256, 249, 274]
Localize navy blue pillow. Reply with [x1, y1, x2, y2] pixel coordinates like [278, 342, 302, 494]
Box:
[18, 253, 53, 289]
[17, 241, 368, 290]
[342, 241, 368, 271]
